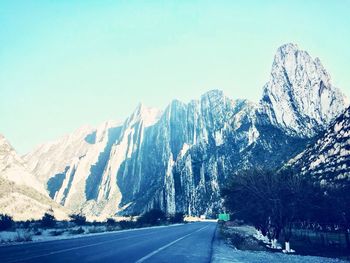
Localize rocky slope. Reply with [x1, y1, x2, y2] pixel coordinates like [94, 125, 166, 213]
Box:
[0, 134, 45, 194]
[0, 134, 68, 220]
[22, 43, 348, 218]
[289, 106, 350, 184]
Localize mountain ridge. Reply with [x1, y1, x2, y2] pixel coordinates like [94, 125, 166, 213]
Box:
[288, 105, 350, 183]
[0, 134, 68, 220]
[5, 43, 349, 219]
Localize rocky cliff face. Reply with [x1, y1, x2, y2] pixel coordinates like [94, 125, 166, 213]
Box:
[23, 43, 348, 218]
[289, 106, 350, 184]
[23, 121, 124, 219]
[116, 92, 261, 216]
[260, 43, 347, 138]
[0, 134, 68, 220]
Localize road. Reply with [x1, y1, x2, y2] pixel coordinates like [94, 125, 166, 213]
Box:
[0, 222, 217, 263]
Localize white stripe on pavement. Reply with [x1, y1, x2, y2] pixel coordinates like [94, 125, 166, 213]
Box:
[8, 231, 159, 263]
[135, 225, 210, 263]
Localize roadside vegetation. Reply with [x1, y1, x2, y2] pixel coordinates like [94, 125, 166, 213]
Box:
[221, 168, 350, 260]
[0, 209, 185, 244]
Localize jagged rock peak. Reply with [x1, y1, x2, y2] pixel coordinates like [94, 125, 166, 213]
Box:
[0, 133, 23, 169]
[0, 133, 47, 195]
[0, 133, 12, 152]
[127, 103, 163, 127]
[201, 89, 225, 99]
[261, 43, 348, 137]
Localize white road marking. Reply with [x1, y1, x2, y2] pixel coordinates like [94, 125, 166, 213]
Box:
[135, 224, 210, 263]
[0, 222, 185, 248]
[8, 231, 158, 263]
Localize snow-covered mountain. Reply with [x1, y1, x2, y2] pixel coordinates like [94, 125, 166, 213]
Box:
[22, 43, 348, 219]
[0, 134, 68, 220]
[289, 106, 350, 183]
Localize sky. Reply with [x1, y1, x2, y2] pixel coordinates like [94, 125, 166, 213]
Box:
[1, 0, 350, 154]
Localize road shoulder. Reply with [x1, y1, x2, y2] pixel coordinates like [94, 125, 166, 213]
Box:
[211, 224, 347, 263]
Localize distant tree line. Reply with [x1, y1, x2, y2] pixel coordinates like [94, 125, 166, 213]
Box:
[222, 168, 350, 250]
[0, 209, 184, 233]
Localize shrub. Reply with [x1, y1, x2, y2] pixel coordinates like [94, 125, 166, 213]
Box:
[223, 229, 265, 251]
[106, 218, 116, 226]
[92, 221, 101, 227]
[168, 212, 184, 224]
[106, 225, 119, 232]
[49, 230, 64, 236]
[70, 214, 87, 226]
[69, 227, 85, 235]
[41, 212, 56, 228]
[14, 231, 33, 242]
[56, 220, 69, 229]
[137, 209, 166, 226]
[0, 214, 14, 231]
[118, 220, 135, 229]
[22, 220, 32, 229]
[34, 230, 42, 236]
[87, 226, 105, 234]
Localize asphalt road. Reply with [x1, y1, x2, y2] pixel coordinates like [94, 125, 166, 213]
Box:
[0, 222, 217, 263]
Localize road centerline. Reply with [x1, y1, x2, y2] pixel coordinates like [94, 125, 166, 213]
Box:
[135, 224, 210, 263]
[7, 231, 161, 263]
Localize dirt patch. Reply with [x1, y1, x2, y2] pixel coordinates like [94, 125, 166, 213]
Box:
[219, 222, 267, 251]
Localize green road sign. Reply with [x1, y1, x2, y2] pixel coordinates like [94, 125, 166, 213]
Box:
[218, 213, 230, 221]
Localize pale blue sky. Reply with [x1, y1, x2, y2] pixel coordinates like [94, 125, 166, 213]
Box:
[1, 0, 350, 154]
